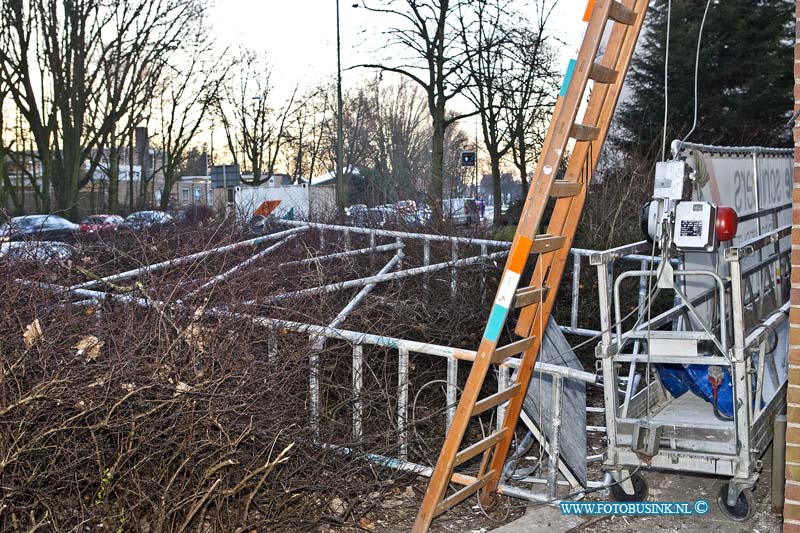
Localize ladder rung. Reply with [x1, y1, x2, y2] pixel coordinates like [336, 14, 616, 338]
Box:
[608, 1, 637, 25]
[531, 235, 565, 254]
[570, 123, 599, 141]
[588, 62, 619, 84]
[454, 429, 508, 467]
[550, 181, 583, 198]
[514, 286, 548, 309]
[492, 336, 537, 364]
[433, 470, 495, 516]
[472, 384, 521, 417]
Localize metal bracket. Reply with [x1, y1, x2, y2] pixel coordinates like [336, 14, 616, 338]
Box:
[595, 343, 618, 359]
[726, 477, 754, 507]
[631, 421, 662, 458]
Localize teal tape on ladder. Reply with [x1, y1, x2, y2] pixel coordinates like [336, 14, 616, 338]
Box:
[483, 303, 509, 343]
[560, 59, 577, 98]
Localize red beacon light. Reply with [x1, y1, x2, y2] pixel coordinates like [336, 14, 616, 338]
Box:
[715, 206, 738, 242]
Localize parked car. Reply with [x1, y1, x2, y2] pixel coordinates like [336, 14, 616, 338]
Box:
[122, 210, 173, 231]
[400, 212, 423, 227]
[0, 214, 79, 242]
[0, 241, 76, 262]
[395, 200, 417, 214]
[355, 206, 401, 228]
[79, 214, 124, 236]
[346, 204, 368, 218]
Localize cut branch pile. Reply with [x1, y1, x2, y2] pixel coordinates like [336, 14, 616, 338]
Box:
[0, 223, 511, 531]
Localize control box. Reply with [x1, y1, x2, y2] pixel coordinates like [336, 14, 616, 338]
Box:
[653, 161, 692, 201]
[672, 201, 717, 251]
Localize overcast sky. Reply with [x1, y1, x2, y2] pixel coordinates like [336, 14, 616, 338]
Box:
[208, 0, 586, 98]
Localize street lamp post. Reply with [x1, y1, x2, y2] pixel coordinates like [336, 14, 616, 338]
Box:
[336, 0, 345, 211]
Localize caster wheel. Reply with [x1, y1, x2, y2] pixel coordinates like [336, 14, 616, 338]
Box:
[717, 483, 754, 522]
[610, 472, 648, 502]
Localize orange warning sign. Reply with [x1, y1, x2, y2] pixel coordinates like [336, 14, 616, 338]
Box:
[253, 200, 282, 217]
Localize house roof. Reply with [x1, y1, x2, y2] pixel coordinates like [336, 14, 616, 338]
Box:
[304, 166, 359, 186]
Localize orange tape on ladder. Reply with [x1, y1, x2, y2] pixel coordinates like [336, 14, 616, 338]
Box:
[582, 0, 595, 22]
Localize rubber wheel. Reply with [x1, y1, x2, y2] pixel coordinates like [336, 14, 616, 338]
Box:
[610, 472, 648, 502]
[717, 483, 754, 522]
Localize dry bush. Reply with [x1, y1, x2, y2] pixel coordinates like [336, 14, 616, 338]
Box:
[0, 222, 511, 532]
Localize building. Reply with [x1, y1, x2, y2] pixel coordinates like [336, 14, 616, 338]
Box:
[83, 127, 165, 212]
[169, 175, 213, 208]
[2, 127, 165, 215]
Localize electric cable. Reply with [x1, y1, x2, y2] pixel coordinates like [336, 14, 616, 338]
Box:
[524, 463, 645, 507]
[678, 0, 713, 149]
[661, 0, 672, 161]
[750, 323, 779, 357]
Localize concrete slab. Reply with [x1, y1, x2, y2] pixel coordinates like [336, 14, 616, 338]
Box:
[491, 504, 585, 533]
[491, 448, 783, 533]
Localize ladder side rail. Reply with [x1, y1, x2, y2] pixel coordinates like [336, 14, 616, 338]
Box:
[412, 4, 623, 530]
[483, 0, 650, 498]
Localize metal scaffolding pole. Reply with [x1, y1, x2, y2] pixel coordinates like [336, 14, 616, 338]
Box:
[69, 227, 308, 290]
[249, 250, 508, 305]
[181, 231, 305, 301]
[280, 242, 403, 268]
[25, 280, 596, 384]
[272, 218, 509, 248]
[328, 252, 403, 329]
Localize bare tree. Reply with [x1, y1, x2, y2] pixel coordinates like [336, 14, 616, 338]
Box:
[368, 76, 431, 202]
[154, 38, 230, 210]
[0, 79, 17, 214]
[460, 0, 513, 224]
[0, 0, 203, 219]
[502, 3, 560, 198]
[461, 0, 559, 222]
[217, 51, 296, 186]
[283, 85, 334, 183]
[357, 0, 476, 218]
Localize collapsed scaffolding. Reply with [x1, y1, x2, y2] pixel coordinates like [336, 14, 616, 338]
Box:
[18, 219, 618, 510]
[15, 139, 791, 524]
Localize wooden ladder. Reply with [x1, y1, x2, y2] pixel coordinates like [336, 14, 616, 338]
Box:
[412, 1, 648, 530]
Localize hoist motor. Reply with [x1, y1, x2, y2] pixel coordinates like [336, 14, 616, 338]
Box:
[639, 160, 738, 253]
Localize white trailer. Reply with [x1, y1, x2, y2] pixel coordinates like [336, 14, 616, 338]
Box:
[219, 182, 337, 221]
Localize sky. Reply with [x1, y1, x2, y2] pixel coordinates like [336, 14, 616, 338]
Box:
[208, 0, 588, 99]
[205, 1, 593, 171]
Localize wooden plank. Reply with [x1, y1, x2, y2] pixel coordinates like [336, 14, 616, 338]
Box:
[492, 337, 537, 364]
[609, 1, 636, 25]
[531, 235, 565, 254]
[550, 181, 583, 198]
[570, 123, 600, 141]
[433, 470, 495, 517]
[514, 286, 548, 308]
[588, 62, 619, 84]
[471, 384, 521, 417]
[454, 429, 508, 467]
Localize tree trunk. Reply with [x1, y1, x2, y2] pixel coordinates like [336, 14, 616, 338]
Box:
[431, 114, 445, 221]
[490, 154, 502, 226]
[129, 132, 135, 213]
[108, 157, 119, 214]
[517, 127, 529, 199]
[37, 150, 52, 213]
[53, 170, 80, 220]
